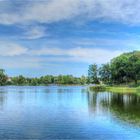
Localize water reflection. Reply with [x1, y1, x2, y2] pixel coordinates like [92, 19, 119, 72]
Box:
[87, 91, 140, 125]
[0, 86, 85, 110]
[0, 86, 139, 139]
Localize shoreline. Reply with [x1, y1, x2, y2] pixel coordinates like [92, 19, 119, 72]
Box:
[89, 85, 140, 94]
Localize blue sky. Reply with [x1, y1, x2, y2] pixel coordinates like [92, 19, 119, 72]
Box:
[0, 0, 140, 77]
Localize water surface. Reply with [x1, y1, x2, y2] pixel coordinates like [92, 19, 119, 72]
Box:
[0, 86, 140, 139]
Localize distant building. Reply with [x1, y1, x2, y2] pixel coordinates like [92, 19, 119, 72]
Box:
[7, 77, 12, 82]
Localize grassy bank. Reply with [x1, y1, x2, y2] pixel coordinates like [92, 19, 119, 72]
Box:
[105, 86, 137, 93]
[89, 85, 140, 94]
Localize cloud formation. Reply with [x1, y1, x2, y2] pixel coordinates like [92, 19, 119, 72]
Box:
[0, 36, 139, 65]
[30, 46, 122, 63]
[0, 0, 140, 25]
[0, 42, 27, 56]
[22, 25, 46, 39]
[0, 56, 42, 69]
[0, 0, 139, 76]
[0, 40, 122, 64]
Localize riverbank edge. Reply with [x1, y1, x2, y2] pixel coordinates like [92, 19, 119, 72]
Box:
[88, 85, 140, 94]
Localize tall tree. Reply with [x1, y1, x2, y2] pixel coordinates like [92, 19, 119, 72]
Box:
[110, 55, 128, 84]
[88, 64, 99, 84]
[0, 69, 7, 86]
[127, 54, 140, 84]
[99, 63, 111, 84]
[97, 51, 140, 85]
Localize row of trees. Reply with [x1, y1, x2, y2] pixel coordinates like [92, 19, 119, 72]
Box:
[0, 70, 87, 86]
[1, 51, 139, 86]
[88, 51, 140, 85]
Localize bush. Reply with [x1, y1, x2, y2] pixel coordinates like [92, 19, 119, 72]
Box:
[89, 85, 106, 91]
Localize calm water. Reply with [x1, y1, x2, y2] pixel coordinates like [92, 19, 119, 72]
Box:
[0, 86, 140, 139]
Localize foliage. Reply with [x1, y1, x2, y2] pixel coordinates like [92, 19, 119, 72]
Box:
[89, 85, 106, 91]
[88, 64, 100, 84]
[0, 73, 88, 86]
[0, 69, 7, 86]
[12, 75, 27, 85]
[88, 51, 140, 86]
[99, 63, 111, 84]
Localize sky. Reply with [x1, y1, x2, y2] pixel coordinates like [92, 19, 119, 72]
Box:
[0, 0, 140, 77]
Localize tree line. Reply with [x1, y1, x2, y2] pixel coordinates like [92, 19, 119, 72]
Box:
[0, 70, 87, 86]
[0, 51, 139, 86]
[88, 51, 140, 85]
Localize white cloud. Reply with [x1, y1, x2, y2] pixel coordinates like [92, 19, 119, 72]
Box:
[30, 46, 122, 64]
[0, 0, 140, 25]
[0, 56, 42, 68]
[0, 40, 123, 64]
[0, 42, 27, 56]
[24, 0, 81, 23]
[0, 42, 41, 69]
[22, 25, 46, 39]
[0, 37, 139, 69]
[74, 38, 140, 50]
[0, 36, 139, 65]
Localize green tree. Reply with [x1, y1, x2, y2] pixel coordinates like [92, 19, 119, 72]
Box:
[40, 75, 54, 85]
[30, 78, 39, 86]
[80, 75, 87, 85]
[88, 64, 99, 84]
[110, 55, 128, 84]
[98, 51, 140, 85]
[99, 63, 111, 84]
[127, 54, 140, 84]
[0, 69, 7, 86]
[12, 75, 27, 85]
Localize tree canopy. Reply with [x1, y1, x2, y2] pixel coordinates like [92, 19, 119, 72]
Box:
[0, 73, 88, 86]
[88, 51, 140, 85]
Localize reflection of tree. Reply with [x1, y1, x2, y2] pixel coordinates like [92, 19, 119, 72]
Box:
[87, 92, 140, 125]
[88, 92, 97, 107]
[108, 94, 140, 125]
[0, 91, 7, 109]
[44, 89, 51, 93]
[57, 89, 73, 93]
[87, 91, 98, 113]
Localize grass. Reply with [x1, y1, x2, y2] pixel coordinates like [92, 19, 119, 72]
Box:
[105, 86, 137, 94]
[89, 85, 106, 92]
[89, 85, 140, 94]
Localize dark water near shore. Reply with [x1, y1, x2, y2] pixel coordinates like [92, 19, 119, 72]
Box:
[0, 86, 140, 139]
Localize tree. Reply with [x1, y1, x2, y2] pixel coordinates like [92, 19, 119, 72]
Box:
[40, 75, 54, 85]
[88, 64, 99, 84]
[97, 51, 140, 85]
[99, 63, 111, 84]
[127, 54, 140, 84]
[30, 78, 39, 86]
[0, 69, 7, 86]
[80, 75, 87, 85]
[0, 70, 88, 86]
[12, 75, 27, 85]
[110, 55, 128, 84]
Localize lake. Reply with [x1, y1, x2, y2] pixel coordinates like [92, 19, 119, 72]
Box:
[0, 86, 140, 139]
